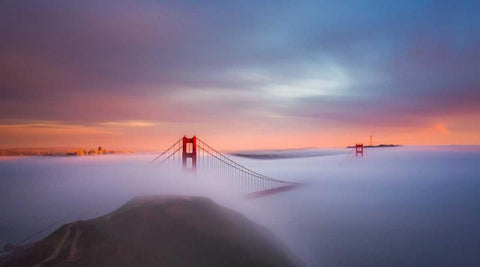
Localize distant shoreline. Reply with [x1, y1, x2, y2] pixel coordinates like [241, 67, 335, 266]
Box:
[0, 153, 133, 157]
[345, 144, 401, 149]
[0, 147, 132, 157]
[231, 148, 345, 160]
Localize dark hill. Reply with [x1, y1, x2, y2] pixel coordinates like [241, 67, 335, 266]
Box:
[1, 196, 302, 267]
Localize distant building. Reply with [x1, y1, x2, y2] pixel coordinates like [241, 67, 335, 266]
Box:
[61, 146, 125, 156]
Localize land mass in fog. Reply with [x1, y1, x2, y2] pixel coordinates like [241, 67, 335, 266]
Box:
[232, 148, 347, 159]
[345, 144, 401, 148]
[0, 147, 132, 156]
[1, 196, 301, 267]
[232, 145, 401, 159]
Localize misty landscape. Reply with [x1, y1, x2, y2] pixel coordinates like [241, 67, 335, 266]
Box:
[2, 146, 479, 266]
[2, 0, 480, 266]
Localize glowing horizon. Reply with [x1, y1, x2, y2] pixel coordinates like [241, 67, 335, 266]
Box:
[1, 1, 479, 151]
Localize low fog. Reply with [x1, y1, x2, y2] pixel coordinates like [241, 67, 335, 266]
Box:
[1, 146, 479, 266]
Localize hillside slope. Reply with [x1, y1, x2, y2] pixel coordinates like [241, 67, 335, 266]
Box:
[2, 196, 301, 267]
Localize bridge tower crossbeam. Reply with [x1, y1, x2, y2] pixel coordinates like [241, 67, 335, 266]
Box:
[355, 144, 364, 156]
[182, 136, 197, 171]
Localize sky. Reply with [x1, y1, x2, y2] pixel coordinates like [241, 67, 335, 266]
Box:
[0, 0, 479, 150]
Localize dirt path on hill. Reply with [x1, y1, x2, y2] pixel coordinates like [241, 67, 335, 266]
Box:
[33, 224, 72, 267]
[67, 227, 82, 261]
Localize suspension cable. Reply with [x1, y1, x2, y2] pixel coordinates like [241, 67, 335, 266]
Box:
[198, 143, 293, 184]
[147, 137, 183, 166]
[155, 146, 183, 167]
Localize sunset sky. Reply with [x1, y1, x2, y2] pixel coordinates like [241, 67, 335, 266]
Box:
[1, 0, 479, 150]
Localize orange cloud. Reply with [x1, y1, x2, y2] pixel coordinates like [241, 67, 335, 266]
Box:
[434, 123, 449, 134]
[99, 120, 156, 128]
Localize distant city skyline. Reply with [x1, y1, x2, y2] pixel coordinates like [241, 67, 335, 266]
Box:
[1, 0, 479, 150]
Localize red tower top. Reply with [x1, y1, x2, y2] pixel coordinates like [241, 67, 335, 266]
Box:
[182, 136, 197, 171]
[355, 144, 364, 156]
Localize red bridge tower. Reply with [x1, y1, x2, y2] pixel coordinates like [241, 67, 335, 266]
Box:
[355, 144, 364, 156]
[182, 136, 197, 171]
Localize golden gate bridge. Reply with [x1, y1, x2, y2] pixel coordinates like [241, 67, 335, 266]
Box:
[149, 136, 299, 197]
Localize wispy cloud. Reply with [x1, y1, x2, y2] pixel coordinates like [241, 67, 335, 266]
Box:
[0, 120, 118, 134]
[99, 120, 156, 128]
[0, 0, 479, 148]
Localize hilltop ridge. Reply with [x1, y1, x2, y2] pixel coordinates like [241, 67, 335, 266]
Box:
[1, 196, 302, 267]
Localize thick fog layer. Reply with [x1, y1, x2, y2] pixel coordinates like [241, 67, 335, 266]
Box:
[1, 146, 479, 266]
